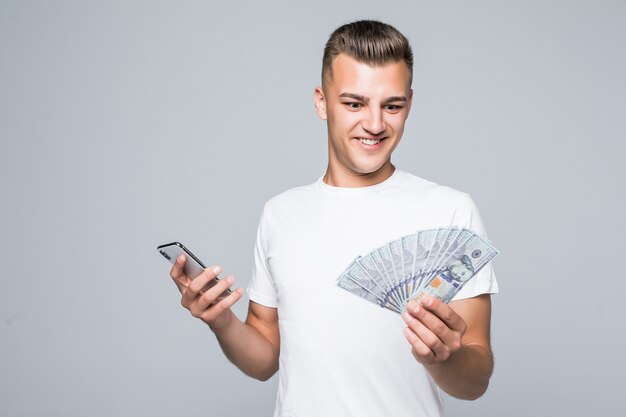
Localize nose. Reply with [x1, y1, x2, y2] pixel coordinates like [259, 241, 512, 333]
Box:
[361, 107, 385, 136]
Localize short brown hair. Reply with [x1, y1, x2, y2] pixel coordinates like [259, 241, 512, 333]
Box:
[322, 20, 413, 87]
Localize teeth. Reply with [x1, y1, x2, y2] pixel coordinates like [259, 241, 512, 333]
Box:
[359, 138, 381, 145]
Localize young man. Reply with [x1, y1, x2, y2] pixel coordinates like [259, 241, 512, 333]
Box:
[170, 20, 498, 417]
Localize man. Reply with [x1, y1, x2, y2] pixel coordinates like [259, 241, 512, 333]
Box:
[170, 20, 498, 416]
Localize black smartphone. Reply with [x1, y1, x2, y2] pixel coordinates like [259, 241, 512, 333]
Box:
[157, 242, 232, 296]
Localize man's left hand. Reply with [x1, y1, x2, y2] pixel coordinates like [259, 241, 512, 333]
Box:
[402, 294, 467, 364]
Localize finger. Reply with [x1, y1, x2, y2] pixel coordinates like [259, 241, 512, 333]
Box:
[420, 294, 466, 333]
[170, 254, 190, 291]
[403, 327, 434, 364]
[402, 308, 449, 360]
[405, 299, 456, 349]
[194, 274, 236, 312]
[183, 265, 222, 304]
[201, 287, 245, 323]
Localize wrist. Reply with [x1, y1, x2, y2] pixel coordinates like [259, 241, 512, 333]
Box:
[208, 309, 235, 334]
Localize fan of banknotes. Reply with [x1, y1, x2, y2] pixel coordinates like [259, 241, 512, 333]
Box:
[337, 227, 499, 313]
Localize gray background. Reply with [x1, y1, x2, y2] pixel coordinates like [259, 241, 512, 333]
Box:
[1, 0, 624, 416]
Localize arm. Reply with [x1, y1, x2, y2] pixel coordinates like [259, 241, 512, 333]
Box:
[402, 294, 493, 400]
[170, 255, 280, 381]
[212, 301, 279, 381]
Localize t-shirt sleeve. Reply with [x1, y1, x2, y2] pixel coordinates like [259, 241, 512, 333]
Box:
[247, 206, 279, 308]
[450, 194, 499, 301]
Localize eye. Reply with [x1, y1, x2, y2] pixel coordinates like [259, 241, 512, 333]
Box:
[384, 105, 403, 112]
[344, 102, 362, 110]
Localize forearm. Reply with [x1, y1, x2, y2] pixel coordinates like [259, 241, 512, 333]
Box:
[425, 343, 493, 400]
[211, 310, 279, 381]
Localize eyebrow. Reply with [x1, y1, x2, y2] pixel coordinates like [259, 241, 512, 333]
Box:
[383, 96, 408, 104]
[338, 93, 408, 104]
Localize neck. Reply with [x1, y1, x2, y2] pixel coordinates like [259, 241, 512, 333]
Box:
[323, 162, 396, 188]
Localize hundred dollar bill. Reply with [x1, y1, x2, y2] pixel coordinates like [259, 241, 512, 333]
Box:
[368, 250, 403, 307]
[427, 227, 465, 278]
[356, 255, 403, 308]
[430, 228, 453, 267]
[411, 229, 437, 293]
[337, 273, 397, 311]
[336, 227, 499, 314]
[410, 233, 499, 303]
[414, 228, 471, 299]
[388, 240, 407, 301]
[422, 228, 450, 275]
[377, 245, 400, 301]
[401, 234, 417, 296]
[341, 259, 402, 312]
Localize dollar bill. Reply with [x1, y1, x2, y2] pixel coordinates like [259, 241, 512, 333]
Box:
[411, 233, 499, 303]
[388, 240, 407, 301]
[344, 259, 402, 311]
[401, 234, 417, 296]
[356, 255, 403, 308]
[336, 227, 499, 314]
[425, 227, 466, 280]
[337, 262, 401, 313]
[369, 250, 402, 305]
[377, 245, 399, 300]
[411, 229, 438, 293]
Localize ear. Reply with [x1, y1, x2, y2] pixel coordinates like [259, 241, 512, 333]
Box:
[314, 86, 327, 120]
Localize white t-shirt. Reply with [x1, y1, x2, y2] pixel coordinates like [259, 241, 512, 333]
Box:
[248, 169, 498, 417]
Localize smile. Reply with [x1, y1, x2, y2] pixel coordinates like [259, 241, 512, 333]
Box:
[359, 138, 383, 145]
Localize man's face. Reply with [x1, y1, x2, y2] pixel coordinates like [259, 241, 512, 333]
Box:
[315, 54, 412, 184]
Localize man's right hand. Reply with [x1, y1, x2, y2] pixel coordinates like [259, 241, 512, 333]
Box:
[170, 254, 244, 330]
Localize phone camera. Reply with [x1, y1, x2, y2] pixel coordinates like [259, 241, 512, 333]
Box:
[160, 250, 171, 260]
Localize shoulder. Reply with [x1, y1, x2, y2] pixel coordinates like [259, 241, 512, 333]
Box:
[257, 180, 320, 224]
[394, 169, 471, 209]
[265, 181, 317, 209]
